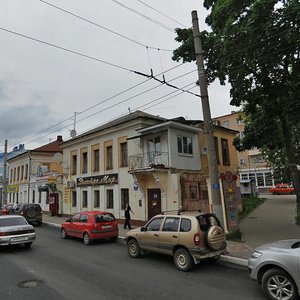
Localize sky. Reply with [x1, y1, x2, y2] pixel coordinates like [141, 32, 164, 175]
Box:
[0, 0, 236, 151]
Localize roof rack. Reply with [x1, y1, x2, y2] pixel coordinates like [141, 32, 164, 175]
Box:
[161, 209, 202, 216]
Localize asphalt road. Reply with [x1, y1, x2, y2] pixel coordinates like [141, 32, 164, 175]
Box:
[0, 225, 264, 300]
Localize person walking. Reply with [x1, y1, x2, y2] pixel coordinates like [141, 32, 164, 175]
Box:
[124, 202, 134, 230]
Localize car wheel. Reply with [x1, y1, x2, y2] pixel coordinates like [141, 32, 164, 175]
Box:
[174, 248, 194, 272]
[24, 242, 32, 249]
[127, 239, 141, 258]
[83, 233, 92, 245]
[61, 229, 68, 239]
[262, 268, 297, 300]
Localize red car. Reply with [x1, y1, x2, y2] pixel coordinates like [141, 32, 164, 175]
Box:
[0, 204, 14, 215]
[269, 183, 295, 195]
[61, 211, 119, 245]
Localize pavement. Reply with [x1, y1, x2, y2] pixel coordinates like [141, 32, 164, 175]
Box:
[42, 193, 299, 268]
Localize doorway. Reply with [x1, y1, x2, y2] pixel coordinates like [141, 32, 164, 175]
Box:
[147, 189, 161, 220]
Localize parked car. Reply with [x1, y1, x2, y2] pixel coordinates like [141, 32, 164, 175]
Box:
[11, 203, 43, 225]
[125, 210, 226, 271]
[61, 211, 119, 245]
[0, 204, 15, 215]
[269, 183, 295, 195]
[0, 215, 36, 248]
[249, 239, 300, 300]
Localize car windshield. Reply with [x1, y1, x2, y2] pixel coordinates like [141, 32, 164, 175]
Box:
[0, 217, 27, 227]
[95, 213, 115, 223]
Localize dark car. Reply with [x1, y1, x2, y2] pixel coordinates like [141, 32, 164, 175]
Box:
[0, 215, 36, 248]
[0, 204, 14, 215]
[61, 211, 119, 245]
[12, 203, 43, 225]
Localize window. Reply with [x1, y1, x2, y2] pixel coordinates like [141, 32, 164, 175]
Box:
[221, 138, 230, 165]
[121, 188, 129, 210]
[32, 190, 35, 203]
[21, 166, 24, 180]
[94, 190, 100, 208]
[93, 149, 100, 172]
[240, 158, 247, 165]
[38, 191, 42, 203]
[82, 152, 88, 174]
[162, 217, 179, 232]
[223, 120, 229, 128]
[80, 214, 88, 223]
[236, 118, 244, 125]
[25, 164, 28, 179]
[106, 189, 113, 209]
[17, 167, 20, 181]
[214, 137, 220, 164]
[189, 184, 199, 200]
[180, 218, 191, 232]
[241, 173, 248, 181]
[72, 154, 77, 175]
[177, 136, 193, 155]
[106, 146, 113, 170]
[239, 131, 245, 139]
[146, 217, 163, 231]
[120, 142, 128, 167]
[72, 191, 77, 207]
[82, 191, 88, 208]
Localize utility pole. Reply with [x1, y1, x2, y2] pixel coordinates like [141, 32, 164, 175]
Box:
[191, 10, 224, 226]
[2, 139, 8, 206]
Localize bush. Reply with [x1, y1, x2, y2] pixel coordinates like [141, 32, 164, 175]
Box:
[238, 196, 265, 221]
[226, 229, 243, 242]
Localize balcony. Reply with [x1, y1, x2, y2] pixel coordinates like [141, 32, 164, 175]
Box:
[129, 152, 169, 171]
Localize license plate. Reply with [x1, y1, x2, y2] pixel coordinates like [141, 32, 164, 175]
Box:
[11, 236, 28, 242]
[102, 225, 111, 229]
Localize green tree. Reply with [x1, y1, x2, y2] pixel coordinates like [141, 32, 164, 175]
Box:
[173, 0, 300, 221]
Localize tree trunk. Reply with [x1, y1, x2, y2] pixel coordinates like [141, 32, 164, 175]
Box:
[281, 116, 300, 224]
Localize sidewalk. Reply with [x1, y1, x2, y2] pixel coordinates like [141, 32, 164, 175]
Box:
[42, 214, 251, 267]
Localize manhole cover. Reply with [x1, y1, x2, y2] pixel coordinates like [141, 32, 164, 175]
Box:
[18, 280, 43, 288]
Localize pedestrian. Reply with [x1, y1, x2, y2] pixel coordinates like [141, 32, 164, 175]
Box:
[124, 202, 134, 230]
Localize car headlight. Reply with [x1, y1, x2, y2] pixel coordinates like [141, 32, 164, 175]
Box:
[250, 251, 263, 258]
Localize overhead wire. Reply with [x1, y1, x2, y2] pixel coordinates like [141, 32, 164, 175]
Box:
[111, 0, 175, 33]
[134, 0, 187, 28]
[38, 0, 172, 52]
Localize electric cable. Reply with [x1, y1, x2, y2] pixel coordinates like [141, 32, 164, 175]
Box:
[111, 0, 175, 33]
[39, 0, 172, 52]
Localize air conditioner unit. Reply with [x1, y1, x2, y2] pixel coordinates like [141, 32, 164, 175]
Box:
[67, 180, 76, 188]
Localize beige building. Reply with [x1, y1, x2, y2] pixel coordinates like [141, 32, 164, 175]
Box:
[7, 136, 64, 213]
[213, 111, 275, 192]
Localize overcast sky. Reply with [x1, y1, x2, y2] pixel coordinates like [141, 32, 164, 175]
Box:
[0, 0, 236, 151]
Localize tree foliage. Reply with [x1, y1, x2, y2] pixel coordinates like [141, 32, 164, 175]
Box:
[173, 0, 300, 214]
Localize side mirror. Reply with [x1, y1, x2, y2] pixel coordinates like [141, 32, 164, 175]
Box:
[141, 227, 147, 232]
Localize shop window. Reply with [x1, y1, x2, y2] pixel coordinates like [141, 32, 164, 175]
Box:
[106, 190, 114, 209]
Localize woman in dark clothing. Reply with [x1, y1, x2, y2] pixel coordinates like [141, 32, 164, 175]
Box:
[124, 202, 134, 230]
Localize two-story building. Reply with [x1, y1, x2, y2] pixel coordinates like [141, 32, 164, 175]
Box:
[61, 111, 203, 224]
[7, 136, 64, 213]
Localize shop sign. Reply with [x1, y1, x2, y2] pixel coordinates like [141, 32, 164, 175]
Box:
[77, 174, 118, 187]
[7, 185, 19, 193]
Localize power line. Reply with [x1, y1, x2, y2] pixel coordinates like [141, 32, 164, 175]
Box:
[0, 27, 133, 73]
[135, 0, 187, 28]
[21, 63, 186, 144]
[39, 0, 172, 52]
[111, 0, 175, 33]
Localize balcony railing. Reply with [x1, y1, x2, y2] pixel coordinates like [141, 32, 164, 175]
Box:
[129, 152, 169, 171]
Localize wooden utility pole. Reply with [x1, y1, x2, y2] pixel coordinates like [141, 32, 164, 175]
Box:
[191, 10, 224, 226]
[2, 139, 8, 206]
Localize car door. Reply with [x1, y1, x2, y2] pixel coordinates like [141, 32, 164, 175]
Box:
[66, 213, 80, 237]
[138, 216, 164, 252]
[158, 217, 180, 255]
[77, 214, 89, 237]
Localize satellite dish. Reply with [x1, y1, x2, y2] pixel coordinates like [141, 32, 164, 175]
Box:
[70, 129, 76, 138]
[53, 152, 63, 163]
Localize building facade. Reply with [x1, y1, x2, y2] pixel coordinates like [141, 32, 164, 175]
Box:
[213, 111, 275, 192]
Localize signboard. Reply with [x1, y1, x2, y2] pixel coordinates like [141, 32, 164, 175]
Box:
[221, 171, 239, 231]
[77, 173, 118, 187]
[7, 185, 19, 193]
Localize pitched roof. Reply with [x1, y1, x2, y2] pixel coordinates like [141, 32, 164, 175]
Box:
[32, 135, 63, 153]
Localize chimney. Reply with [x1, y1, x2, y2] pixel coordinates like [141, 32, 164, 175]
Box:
[57, 135, 63, 142]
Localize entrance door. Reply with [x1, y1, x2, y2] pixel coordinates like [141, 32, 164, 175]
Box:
[147, 189, 161, 220]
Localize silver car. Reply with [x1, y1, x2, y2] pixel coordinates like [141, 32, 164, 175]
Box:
[248, 239, 300, 300]
[0, 215, 36, 248]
